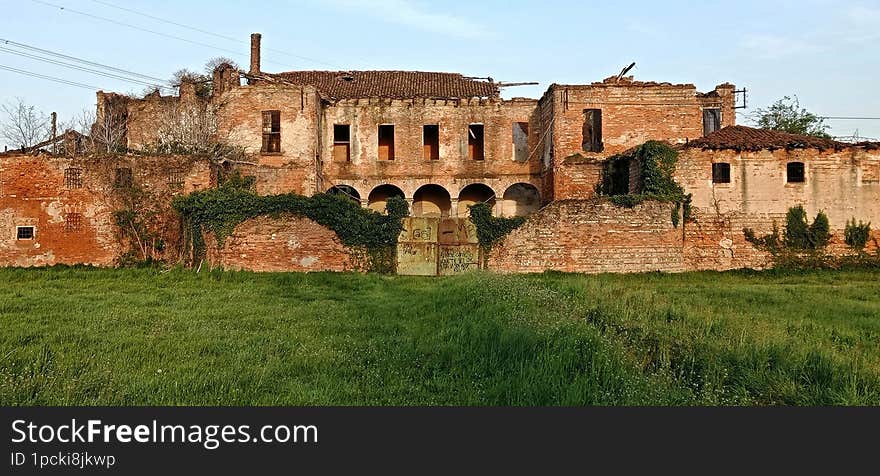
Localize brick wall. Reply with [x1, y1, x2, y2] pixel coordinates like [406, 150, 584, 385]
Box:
[487, 199, 685, 274]
[203, 215, 366, 272]
[0, 153, 212, 267]
[320, 98, 545, 215]
[676, 146, 880, 233]
[546, 79, 735, 161]
[552, 154, 603, 199]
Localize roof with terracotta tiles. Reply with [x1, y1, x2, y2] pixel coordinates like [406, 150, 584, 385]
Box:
[271, 70, 499, 100]
[685, 125, 879, 151]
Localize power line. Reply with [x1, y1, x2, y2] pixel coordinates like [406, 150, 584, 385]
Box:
[31, 0, 313, 70]
[820, 116, 880, 120]
[0, 63, 103, 90]
[0, 38, 169, 84]
[29, 0, 258, 65]
[0, 45, 174, 91]
[89, 0, 338, 68]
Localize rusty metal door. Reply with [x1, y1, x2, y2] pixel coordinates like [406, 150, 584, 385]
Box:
[397, 217, 480, 276]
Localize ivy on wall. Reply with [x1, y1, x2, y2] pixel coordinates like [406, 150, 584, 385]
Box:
[600, 141, 692, 226]
[172, 173, 409, 271]
[468, 203, 527, 249]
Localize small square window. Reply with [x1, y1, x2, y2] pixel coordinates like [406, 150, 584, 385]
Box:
[787, 162, 805, 183]
[65, 213, 83, 233]
[65, 167, 83, 189]
[16, 226, 34, 240]
[167, 170, 184, 189]
[712, 163, 731, 183]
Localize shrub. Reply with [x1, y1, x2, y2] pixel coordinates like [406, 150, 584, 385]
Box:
[844, 218, 871, 250]
[784, 205, 830, 250]
[809, 211, 831, 248]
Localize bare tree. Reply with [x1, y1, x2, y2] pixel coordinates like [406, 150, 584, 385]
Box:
[1, 98, 50, 150]
[91, 104, 127, 153]
[155, 103, 219, 153]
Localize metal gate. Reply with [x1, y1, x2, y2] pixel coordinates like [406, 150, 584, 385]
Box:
[397, 217, 481, 276]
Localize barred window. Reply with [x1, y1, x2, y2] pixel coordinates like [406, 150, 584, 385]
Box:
[65, 213, 83, 233]
[167, 170, 184, 189]
[64, 167, 83, 189]
[16, 226, 34, 240]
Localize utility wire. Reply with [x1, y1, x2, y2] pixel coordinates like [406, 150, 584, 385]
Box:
[0, 46, 174, 91]
[820, 117, 880, 120]
[0, 38, 169, 84]
[31, 0, 309, 70]
[89, 0, 338, 68]
[0, 63, 103, 90]
[29, 0, 263, 65]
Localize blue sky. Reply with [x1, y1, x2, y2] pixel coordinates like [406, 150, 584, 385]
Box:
[2, 0, 879, 149]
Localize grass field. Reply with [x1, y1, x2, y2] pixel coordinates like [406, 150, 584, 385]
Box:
[1, 267, 879, 405]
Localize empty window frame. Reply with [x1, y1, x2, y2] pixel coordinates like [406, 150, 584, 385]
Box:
[114, 167, 133, 188]
[423, 125, 439, 160]
[468, 124, 485, 160]
[64, 167, 83, 189]
[712, 163, 731, 184]
[703, 108, 721, 136]
[261, 110, 281, 154]
[64, 213, 83, 233]
[378, 124, 395, 160]
[333, 124, 351, 162]
[513, 122, 529, 162]
[582, 109, 603, 152]
[787, 162, 805, 183]
[16, 226, 34, 240]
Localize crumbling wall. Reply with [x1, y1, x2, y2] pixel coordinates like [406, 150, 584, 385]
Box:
[546, 79, 736, 159]
[553, 154, 604, 200]
[0, 153, 212, 267]
[487, 200, 685, 274]
[215, 83, 321, 195]
[203, 215, 367, 272]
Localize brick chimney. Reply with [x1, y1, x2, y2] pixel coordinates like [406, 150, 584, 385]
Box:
[250, 33, 262, 75]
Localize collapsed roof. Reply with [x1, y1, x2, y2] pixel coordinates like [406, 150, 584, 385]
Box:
[686, 125, 879, 151]
[271, 70, 500, 100]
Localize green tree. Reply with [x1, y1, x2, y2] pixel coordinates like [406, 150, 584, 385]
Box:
[753, 96, 831, 138]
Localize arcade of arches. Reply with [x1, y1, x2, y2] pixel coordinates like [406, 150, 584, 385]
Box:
[329, 183, 542, 217]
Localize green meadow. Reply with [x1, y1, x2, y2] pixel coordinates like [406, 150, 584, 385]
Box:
[1, 267, 878, 405]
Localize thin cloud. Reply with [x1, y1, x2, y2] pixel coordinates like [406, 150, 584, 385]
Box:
[740, 34, 822, 59]
[321, 0, 494, 39]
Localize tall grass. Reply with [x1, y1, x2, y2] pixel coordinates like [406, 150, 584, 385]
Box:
[1, 267, 878, 405]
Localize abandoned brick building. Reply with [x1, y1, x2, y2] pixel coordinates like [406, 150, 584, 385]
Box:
[2, 33, 878, 274]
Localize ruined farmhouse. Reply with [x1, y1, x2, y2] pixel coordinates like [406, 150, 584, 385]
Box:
[2, 34, 878, 274]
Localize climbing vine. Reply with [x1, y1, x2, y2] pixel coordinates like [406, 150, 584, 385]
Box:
[172, 173, 408, 271]
[468, 202, 527, 249]
[600, 141, 692, 226]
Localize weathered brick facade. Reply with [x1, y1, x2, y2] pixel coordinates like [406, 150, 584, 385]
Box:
[3, 33, 877, 273]
[204, 215, 366, 272]
[0, 152, 212, 267]
[487, 200, 685, 274]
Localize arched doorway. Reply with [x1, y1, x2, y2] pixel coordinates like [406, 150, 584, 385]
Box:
[412, 184, 451, 217]
[500, 183, 541, 217]
[367, 184, 405, 213]
[458, 183, 496, 217]
[327, 185, 361, 202]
